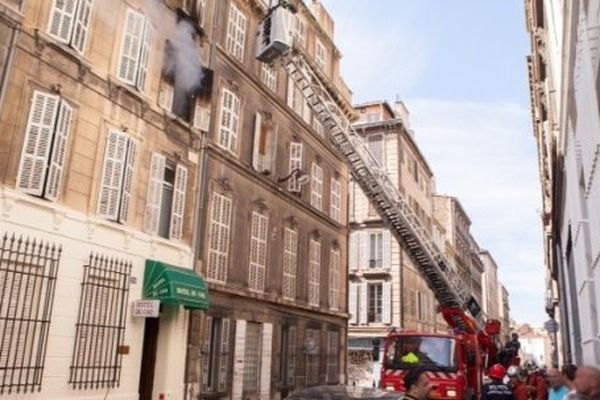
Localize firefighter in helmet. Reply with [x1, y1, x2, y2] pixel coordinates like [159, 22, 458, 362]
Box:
[482, 364, 513, 400]
[400, 336, 433, 366]
[508, 366, 530, 400]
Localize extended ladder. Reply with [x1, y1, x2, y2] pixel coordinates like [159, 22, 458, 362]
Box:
[284, 51, 483, 333]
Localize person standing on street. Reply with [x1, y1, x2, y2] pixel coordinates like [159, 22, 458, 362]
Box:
[483, 364, 514, 400]
[572, 366, 600, 400]
[547, 368, 569, 400]
[525, 360, 548, 400]
[402, 367, 433, 400]
[508, 366, 530, 400]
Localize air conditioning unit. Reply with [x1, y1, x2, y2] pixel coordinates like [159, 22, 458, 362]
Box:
[256, 5, 292, 63]
[193, 105, 211, 132]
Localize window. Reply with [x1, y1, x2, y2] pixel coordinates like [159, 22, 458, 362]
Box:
[261, 63, 277, 91]
[117, 8, 151, 91]
[252, 112, 276, 173]
[288, 142, 303, 192]
[144, 153, 188, 240]
[367, 133, 384, 167]
[243, 322, 262, 392]
[313, 118, 325, 137]
[225, 4, 246, 61]
[308, 239, 321, 307]
[0, 233, 60, 393]
[290, 14, 305, 47]
[97, 130, 137, 223]
[280, 325, 297, 386]
[368, 283, 383, 323]
[17, 90, 73, 201]
[282, 228, 298, 300]
[207, 192, 232, 283]
[248, 212, 268, 292]
[310, 163, 323, 211]
[315, 39, 326, 70]
[327, 331, 339, 383]
[305, 328, 320, 386]
[369, 232, 383, 268]
[217, 88, 241, 153]
[329, 249, 340, 310]
[287, 76, 311, 123]
[365, 112, 380, 123]
[182, 0, 206, 25]
[47, 0, 93, 54]
[330, 177, 341, 222]
[201, 316, 231, 393]
[69, 254, 132, 389]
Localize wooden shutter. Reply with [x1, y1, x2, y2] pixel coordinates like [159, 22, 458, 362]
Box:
[48, 0, 77, 43]
[231, 320, 246, 400]
[382, 230, 391, 271]
[382, 282, 392, 324]
[218, 318, 231, 392]
[287, 75, 294, 108]
[118, 138, 136, 223]
[358, 282, 367, 324]
[193, 102, 210, 131]
[17, 91, 60, 195]
[97, 130, 128, 220]
[288, 142, 303, 191]
[44, 99, 73, 201]
[252, 112, 262, 170]
[349, 283, 358, 324]
[259, 323, 273, 400]
[136, 19, 151, 91]
[359, 231, 369, 269]
[287, 326, 296, 385]
[169, 164, 188, 240]
[117, 9, 144, 85]
[158, 81, 174, 111]
[144, 152, 165, 234]
[71, 0, 93, 54]
[201, 316, 213, 391]
[218, 88, 240, 152]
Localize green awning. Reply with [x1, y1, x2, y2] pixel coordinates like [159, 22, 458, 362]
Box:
[144, 260, 209, 310]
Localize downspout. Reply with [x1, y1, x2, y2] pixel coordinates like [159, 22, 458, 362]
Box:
[399, 247, 404, 328]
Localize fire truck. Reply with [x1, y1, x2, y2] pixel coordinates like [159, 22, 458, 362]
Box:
[256, 2, 515, 398]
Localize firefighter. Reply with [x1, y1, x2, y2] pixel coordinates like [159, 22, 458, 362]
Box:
[482, 364, 514, 400]
[402, 367, 433, 400]
[506, 333, 521, 358]
[508, 366, 531, 400]
[524, 360, 548, 400]
[400, 337, 433, 366]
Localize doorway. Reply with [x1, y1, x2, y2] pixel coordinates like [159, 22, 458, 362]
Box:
[139, 317, 160, 400]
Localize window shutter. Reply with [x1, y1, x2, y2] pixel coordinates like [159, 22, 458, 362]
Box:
[358, 282, 367, 324]
[136, 20, 151, 91]
[48, 0, 77, 44]
[288, 142, 303, 191]
[44, 99, 73, 201]
[259, 323, 273, 400]
[218, 195, 232, 282]
[359, 231, 369, 269]
[118, 138, 136, 223]
[231, 320, 247, 400]
[218, 318, 231, 392]
[158, 81, 174, 111]
[117, 9, 144, 85]
[287, 75, 294, 108]
[252, 112, 262, 170]
[382, 282, 392, 324]
[287, 326, 296, 385]
[267, 125, 277, 172]
[71, 0, 93, 54]
[169, 164, 188, 240]
[349, 232, 358, 272]
[201, 316, 213, 391]
[144, 152, 165, 234]
[97, 130, 128, 220]
[348, 283, 358, 324]
[218, 89, 240, 152]
[193, 102, 210, 131]
[382, 230, 391, 271]
[17, 91, 60, 195]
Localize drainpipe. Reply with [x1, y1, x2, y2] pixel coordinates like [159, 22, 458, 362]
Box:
[399, 247, 404, 328]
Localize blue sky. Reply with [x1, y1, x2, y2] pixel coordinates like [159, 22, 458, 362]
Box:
[323, 0, 546, 326]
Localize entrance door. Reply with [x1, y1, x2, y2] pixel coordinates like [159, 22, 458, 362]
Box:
[139, 317, 160, 400]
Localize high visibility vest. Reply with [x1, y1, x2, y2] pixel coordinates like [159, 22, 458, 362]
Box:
[401, 352, 419, 364]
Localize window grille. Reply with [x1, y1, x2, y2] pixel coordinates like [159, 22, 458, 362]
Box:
[69, 253, 132, 389]
[305, 329, 320, 386]
[326, 331, 339, 383]
[0, 233, 61, 394]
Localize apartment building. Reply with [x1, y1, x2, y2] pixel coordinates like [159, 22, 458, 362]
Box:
[184, 1, 352, 399]
[525, 0, 600, 364]
[0, 1, 212, 399]
[347, 100, 439, 387]
[480, 250, 500, 321]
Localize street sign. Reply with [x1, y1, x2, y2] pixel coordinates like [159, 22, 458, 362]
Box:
[544, 319, 559, 333]
[132, 300, 160, 318]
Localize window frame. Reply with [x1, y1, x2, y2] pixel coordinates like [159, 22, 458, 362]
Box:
[282, 228, 298, 300]
[206, 192, 232, 283]
[308, 239, 321, 307]
[310, 163, 323, 211]
[225, 3, 247, 61]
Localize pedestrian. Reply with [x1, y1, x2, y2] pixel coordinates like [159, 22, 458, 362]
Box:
[507, 366, 530, 400]
[572, 366, 600, 400]
[562, 364, 577, 390]
[547, 368, 569, 400]
[482, 364, 514, 400]
[402, 367, 432, 400]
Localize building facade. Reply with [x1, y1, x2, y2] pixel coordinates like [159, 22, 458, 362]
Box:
[0, 0, 211, 399]
[526, 0, 600, 365]
[185, 1, 352, 400]
[480, 250, 501, 321]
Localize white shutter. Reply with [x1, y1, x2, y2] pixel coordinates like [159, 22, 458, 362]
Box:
[136, 19, 151, 91]
[17, 91, 60, 195]
[144, 152, 165, 234]
[267, 125, 277, 172]
[71, 0, 93, 54]
[231, 320, 247, 400]
[158, 81, 174, 111]
[382, 282, 392, 324]
[117, 9, 144, 85]
[252, 111, 262, 170]
[287, 75, 294, 108]
[44, 99, 73, 201]
[288, 142, 303, 191]
[349, 232, 358, 272]
[259, 323, 273, 400]
[48, 0, 77, 44]
[359, 231, 369, 269]
[358, 282, 367, 325]
[382, 230, 391, 271]
[201, 316, 213, 391]
[349, 283, 358, 324]
[119, 138, 136, 223]
[97, 130, 128, 220]
[169, 164, 188, 239]
[218, 88, 240, 152]
[193, 102, 210, 131]
[218, 318, 231, 392]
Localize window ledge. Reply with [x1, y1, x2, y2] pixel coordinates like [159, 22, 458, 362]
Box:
[107, 76, 147, 104]
[35, 30, 93, 76]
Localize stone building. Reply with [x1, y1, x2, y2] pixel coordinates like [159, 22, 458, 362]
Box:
[498, 284, 511, 339]
[525, 0, 600, 365]
[0, 0, 211, 399]
[347, 100, 440, 387]
[480, 250, 500, 321]
[185, 1, 352, 399]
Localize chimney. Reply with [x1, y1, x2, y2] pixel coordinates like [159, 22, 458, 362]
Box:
[394, 100, 410, 128]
